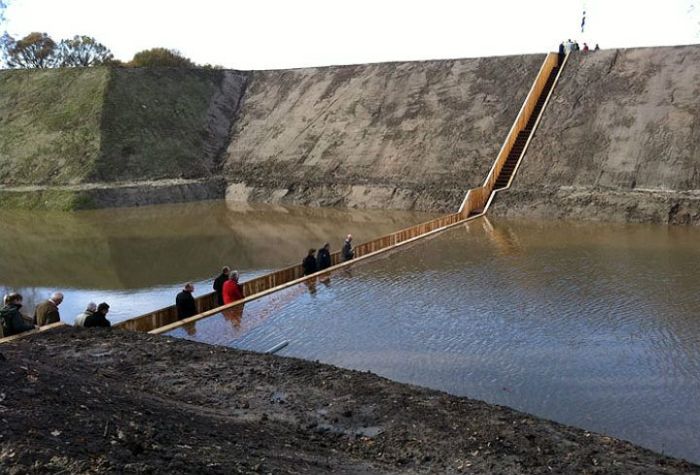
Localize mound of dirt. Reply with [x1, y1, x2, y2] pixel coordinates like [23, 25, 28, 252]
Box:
[1, 328, 697, 474]
[493, 45, 700, 225]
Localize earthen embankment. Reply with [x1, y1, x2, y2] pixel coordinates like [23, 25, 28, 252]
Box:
[2, 46, 699, 224]
[225, 55, 543, 211]
[0, 67, 247, 210]
[490, 45, 700, 224]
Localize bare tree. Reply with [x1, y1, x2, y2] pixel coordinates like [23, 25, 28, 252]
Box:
[1, 1, 11, 67]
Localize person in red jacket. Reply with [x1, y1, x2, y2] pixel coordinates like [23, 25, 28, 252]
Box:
[222, 270, 244, 304]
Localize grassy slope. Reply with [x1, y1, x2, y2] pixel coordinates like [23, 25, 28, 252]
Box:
[95, 67, 225, 182]
[0, 67, 108, 186]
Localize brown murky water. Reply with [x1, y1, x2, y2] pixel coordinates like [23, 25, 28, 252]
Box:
[168, 217, 700, 463]
[3, 202, 700, 462]
[0, 200, 436, 322]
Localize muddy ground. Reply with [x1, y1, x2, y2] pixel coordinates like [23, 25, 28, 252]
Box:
[1, 328, 697, 474]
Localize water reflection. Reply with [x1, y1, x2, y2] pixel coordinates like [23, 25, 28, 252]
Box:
[480, 217, 524, 256]
[170, 218, 700, 463]
[0, 201, 434, 323]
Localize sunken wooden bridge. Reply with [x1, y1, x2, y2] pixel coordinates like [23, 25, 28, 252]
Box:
[111, 52, 568, 336]
[0, 52, 567, 344]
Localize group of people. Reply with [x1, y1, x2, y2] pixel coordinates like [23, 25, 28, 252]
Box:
[0, 291, 111, 338]
[174, 267, 245, 320]
[302, 234, 355, 276]
[559, 39, 600, 56]
[174, 233, 357, 321]
[74, 302, 112, 328]
[3, 233, 360, 335]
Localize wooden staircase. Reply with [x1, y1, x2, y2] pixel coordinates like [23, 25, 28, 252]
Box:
[493, 65, 560, 190]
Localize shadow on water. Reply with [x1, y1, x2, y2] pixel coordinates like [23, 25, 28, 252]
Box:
[170, 217, 700, 463]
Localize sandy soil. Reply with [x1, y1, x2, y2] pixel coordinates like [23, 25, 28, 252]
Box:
[224, 54, 544, 212]
[494, 45, 700, 225]
[1, 327, 697, 474]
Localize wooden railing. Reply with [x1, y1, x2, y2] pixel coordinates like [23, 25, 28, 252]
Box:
[0, 52, 561, 340]
[464, 52, 560, 215]
[117, 210, 466, 332]
[492, 52, 569, 194]
[148, 210, 474, 335]
[117, 52, 562, 335]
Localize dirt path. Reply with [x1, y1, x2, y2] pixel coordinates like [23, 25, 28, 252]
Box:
[1, 328, 697, 474]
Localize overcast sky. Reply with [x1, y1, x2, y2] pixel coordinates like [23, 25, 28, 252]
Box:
[4, 0, 699, 69]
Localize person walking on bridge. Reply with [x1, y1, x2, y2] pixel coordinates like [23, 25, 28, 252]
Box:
[176, 283, 197, 320]
[84, 302, 111, 328]
[1, 293, 34, 337]
[223, 271, 244, 305]
[302, 248, 318, 276]
[558, 42, 565, 65]
[342, 234, 354, 261]
[74, 302, 97, 327]
[317, 242, 332, 270]
[33, 292, 63, 327]
[564, 39, 573, 54]
[213, 266, 230, 306]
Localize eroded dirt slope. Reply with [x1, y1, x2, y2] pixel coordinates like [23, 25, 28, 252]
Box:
[225, 55, 544, 212]
[491, 45, 700, 224]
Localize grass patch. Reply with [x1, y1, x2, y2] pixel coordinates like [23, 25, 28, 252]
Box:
[0, 68, 108, 186]
[0, 189, 94, 211]
[96, 68, 225, 182]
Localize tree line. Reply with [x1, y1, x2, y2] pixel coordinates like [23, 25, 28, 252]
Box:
[0, 31, 205, 69]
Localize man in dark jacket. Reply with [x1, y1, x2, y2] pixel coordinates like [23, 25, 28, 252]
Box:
[84, 302, 111, 328]
[302, 248, 317, 276]
[0, 293, 34, 337]
[342, 234, 354, 261]
[213, 266, 230, 306]
[558, 41, 565, 65]
[33, 292, 63, 326]
[176, 283, 197, 320]
[317, 243, 332, 270]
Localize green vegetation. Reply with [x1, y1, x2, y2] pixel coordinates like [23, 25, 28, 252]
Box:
[0, 67, 108, 185]
[0, 66, 229, 195]
[128, 48, 194, 68]
[95, 67, 225, 181]
[0, 189, 94, 210]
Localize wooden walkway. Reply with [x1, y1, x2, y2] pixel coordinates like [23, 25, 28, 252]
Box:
[1, 52, 567, 343]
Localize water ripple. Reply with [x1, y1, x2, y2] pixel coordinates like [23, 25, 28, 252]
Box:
[173, 220, 700, 463]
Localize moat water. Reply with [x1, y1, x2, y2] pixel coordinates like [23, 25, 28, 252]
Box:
[0, 201, 435, 323]
[2, 202, 699, 462]
[169, 216, 700, 463]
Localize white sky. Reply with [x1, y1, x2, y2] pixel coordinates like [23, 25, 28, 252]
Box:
[4, 0, 700, 69]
